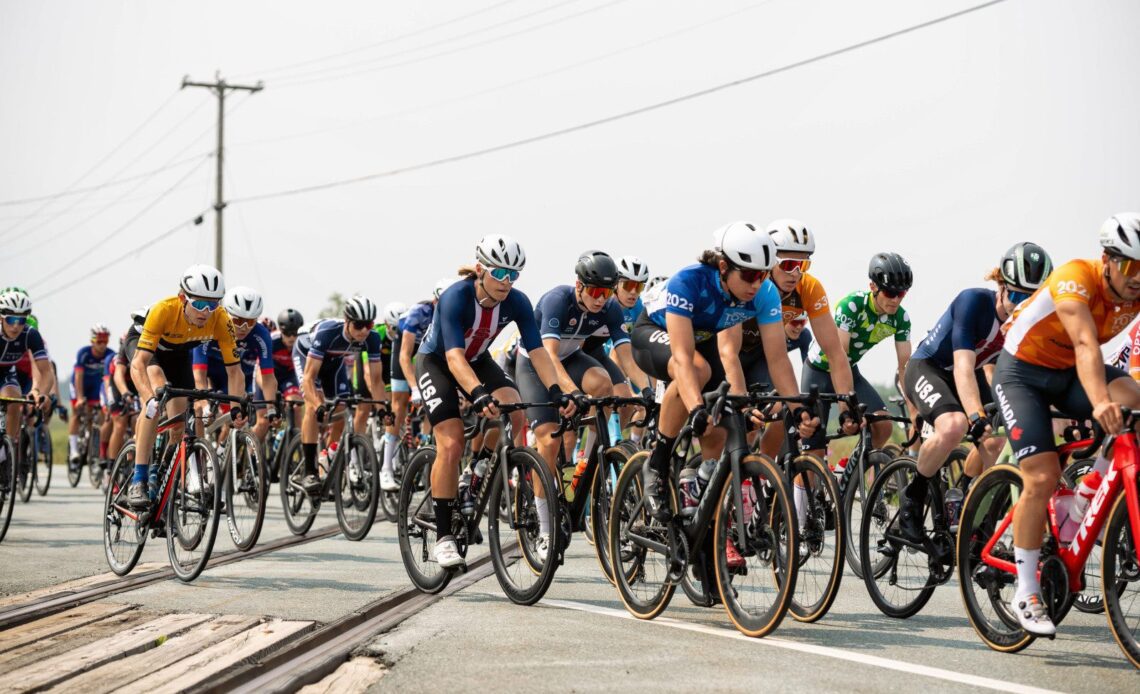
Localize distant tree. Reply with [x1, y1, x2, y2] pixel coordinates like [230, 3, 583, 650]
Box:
[318, 292, 347, 319]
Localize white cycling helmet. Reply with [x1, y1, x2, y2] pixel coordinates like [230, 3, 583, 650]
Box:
[1099, 213, 1140, 260]
[766, 219, 815, 255]
[617, 255, 650, 282]
[646, 275, 669, 292]
[475, 234, 526, 271]
[179, 263, 225, 299]
[90, 323, 111, 339]
[344, 295, 377, 323]
[0, 291, 32, 315]
[223, 286, 264, 320]
[433, 277, 458, 300]
[712, 221, 776, 271]
[382, 301, 408, 328]
[130, 304, 150, 328]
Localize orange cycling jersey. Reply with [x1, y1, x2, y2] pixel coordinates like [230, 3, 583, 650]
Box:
[137, 296, 240, 364]
[1003, 258, 1140, 370]
[742, 272, 831, 351]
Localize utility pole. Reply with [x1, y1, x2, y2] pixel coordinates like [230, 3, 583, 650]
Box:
[181, 70, 263, 273]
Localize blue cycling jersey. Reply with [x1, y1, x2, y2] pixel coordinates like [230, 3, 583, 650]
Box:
[644, 264, 782, 343]
[419, 277, 542, 360]
[531, 286, 629, 360]
[398, 302, 435, 347]
[297, 319, 382, 365]
[193, 322, 274, 377]
[73, 345, 113, 391]
[912, 288, 1003, 369]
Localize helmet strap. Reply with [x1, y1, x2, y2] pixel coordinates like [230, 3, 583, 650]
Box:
[476, 275, 501, 307]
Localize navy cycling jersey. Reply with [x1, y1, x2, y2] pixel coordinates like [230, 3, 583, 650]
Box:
[398, 303, 434, 346]
[528, 286, 629, 360]
[297, 319, 382, 365]
[643, 264, 782, 343]
[193, 322, 274, 377]
[419, 277, 542, 360]
[1, 326, 48, 368]
[787, 329, 812, 362]
[74, 346, 113, 390]
[270, 332, 296, 381]
[912, 288, 1002, 369]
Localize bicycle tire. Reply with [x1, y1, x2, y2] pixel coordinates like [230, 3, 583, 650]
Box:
[1102, 489, 1140, 669]
[167, 439, 222, 582]
[788, 452, 845, 623]
[377, 440, 405, 524]
[17, 428, 34, 503]
[487, 446, 561, 605]
[0, 438, 16, 542]
[859, 457, 937, 619]
[589, 445, 630, 584]
[278, 434, 317, 536]
[608, 451, 676, 620]
[335, 434, 379, 541]
[956, 465, 1035, 653]
[842, 448, 890, 579]
[1063, 458, 1106, 614]
[396, 445, 452, 594]
[224, 429, 268, 551]
[102, 442, 147, 575]
[34, 425, 52, 496]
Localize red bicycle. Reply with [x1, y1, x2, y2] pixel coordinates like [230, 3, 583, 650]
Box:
[956, 410, 1140, 667]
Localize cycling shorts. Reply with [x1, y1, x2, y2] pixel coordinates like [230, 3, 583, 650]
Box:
[903, 357, 992, 423]
[800, 363, 886, 450]
[584, 344, 628, 387]
[415, 351, 513, 426]
[515, 350, 604, 429]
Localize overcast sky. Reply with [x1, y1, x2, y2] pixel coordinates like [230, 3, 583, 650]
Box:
[2, 0, 1138, 383]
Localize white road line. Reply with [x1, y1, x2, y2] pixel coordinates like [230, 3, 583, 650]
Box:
[541, 599, 1063, 694]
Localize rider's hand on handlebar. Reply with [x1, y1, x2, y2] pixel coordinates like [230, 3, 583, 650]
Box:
[1093, 400, 1124, 436]
[966, 411, 990, 442]
[838, 409, 861, 435]
[690, 406, 710, 437]
[793, 407, 821, 439]
[470, 384, 499, 418]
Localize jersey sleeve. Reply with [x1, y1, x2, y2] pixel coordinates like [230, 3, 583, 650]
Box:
[896, 309, 912, 342]
[834, 293, 861, 333]
[536, 289, 570, 342]
[662, 272, 698, 320]
[74, 347, 87, 372]
[137, 300, 174, 353]
[754, 281, 783, 325]
[1048, 261, 1097, 306]
[605, 301, 631, 346]
[192, 343, 210, 369]
[949, 291, 991, 352]
[510, 290, 544, 352]
[210, 309, 241, 365]
[438, 285, 470, 352]
[252, 325, 274, 372]
[365, 330, 383, 362]
[308, 326, 332, 361]
[801, 275, 831, 318]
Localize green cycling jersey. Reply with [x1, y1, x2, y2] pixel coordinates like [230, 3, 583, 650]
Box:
[806, 290, 910, 371]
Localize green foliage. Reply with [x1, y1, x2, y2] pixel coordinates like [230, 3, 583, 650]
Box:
[318, 292, 347, 319]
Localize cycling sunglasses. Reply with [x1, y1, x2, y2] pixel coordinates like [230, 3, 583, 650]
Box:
[3, 315, 28, 326]
[1110, 254, 1140, 278]
[232, 317, 257, 329]
[878, 288, 907, 299]
[788, 318, 808, 328]
[1007, 289, 1032, 305]
[777, 258, 811, 274]
[730, 264, 769, 284]
[350, 319, 374, 331]
[619, 280, 645, 294]
[187, 298, 220, 312]
[488, 267, 520, 283]
[581, 284, 615, 300]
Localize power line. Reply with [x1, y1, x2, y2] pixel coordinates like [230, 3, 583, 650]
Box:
[233, 0, 1009, 205]
[233, 0, 523, 80]
[274, 0, 629, 89]
[36, 213, 208, 301]
[0, 153, 209, 207]
[0, 179, 207, 222]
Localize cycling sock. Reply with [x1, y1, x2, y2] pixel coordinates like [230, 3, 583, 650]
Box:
[647, 435, 676, 476]
[794, 484, 808, 530]
[132, 464, 148, 484]
[1013, 546, 1041, 598]
[905, 471, 934, 502]
[536, 497, 551, 534]
[302, 443, 318, 475]
[433, 497, 456, 535]
[382, 433, 398, 471]
[630, 430, 642, 444]
[68, 434, 79, 456]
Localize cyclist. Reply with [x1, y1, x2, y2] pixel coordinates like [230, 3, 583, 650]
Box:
[632, 222, 818, 526]
[192, 286, 277, 442]
[897, 242, 1053, 542]
[417, 235, 576, 570]
[68, 323, 113, 466]
[106, 308, 148, 465]
[376, 301, 407, 492]
[271, 308, 305, 402]
[993, 213, 1140, 636]
[801, 252, 915, 457]
[785, 312, 812, 361]
[0, 291, 53, 446]
[292, 296, 388, 494]
[127, 265, 245, 509]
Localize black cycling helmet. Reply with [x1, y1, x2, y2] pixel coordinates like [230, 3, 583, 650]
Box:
[1000, 242, 1053, 292]
[574, 250, 619, 288]
[277, 308, 304, 335]
[868, 252, 913, 292]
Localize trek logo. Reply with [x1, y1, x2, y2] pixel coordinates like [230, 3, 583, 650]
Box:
[912, 375, 942, 409]
[416, 372, 442, 413]
[994, 384, 1017, 431]
[1070, 466, 1115, 556]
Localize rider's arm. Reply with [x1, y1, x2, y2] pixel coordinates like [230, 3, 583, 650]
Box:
[952, 349, 984, 416]
[813, 315, 854, 399]
[529, 347, 578, 395]
[1057, 300, 1110, 408]
[399, 331, 417, 391]
[759, 321, 800, 397]
[302, 357, 324, 409]
[261, 372, 279, 404]
[130, 350, 156, 404]
[665, 312, 703, 411]
[541, 338, 574, 389]
[444, 348, 486, 395]
[894, 340, 913, 415]
[365, 334, 387, 402]
[33, 357, 53, 400]
[72, 352, 84, 405]
[717, 324, 747, 395]
[611, 342, 649, 392]
[113, 357, 130, 395]
[192, 344, 210, 391]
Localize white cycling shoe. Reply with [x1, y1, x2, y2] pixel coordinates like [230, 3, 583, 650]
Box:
[1012, 592, 1056, 637]
[433, 537, 466, 569]
[535, 533, 551, 564]
[379, 468, 399, 492]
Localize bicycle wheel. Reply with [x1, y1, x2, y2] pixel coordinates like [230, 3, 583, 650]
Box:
[33, 425, 52, 496]
[103, 442, 147, 575]
[0, 438, 16, 542]
[589, 445, 630, 584]
[1063, 459, 1105, 614]
[167, 440, 222, 582]
[1102, 489, 1140, 668]
[860, 458, 937, 618]
[224, 430, 268, 551]
[87, 427, 104, 489]
[278, 435, 317, 536]
[17, 428, 34, 503]
[335, 434, 379, 541]
[397, 446, 452, 594]
[377, 441, 405, 524]
[715, 454, 796, 637]
[68, 427, 85, 488]
[607, 451, 676, 619]
[842, 448, 890, 579]
[788, 453, 845, 623]
[487, 446, 561, 605]
[956, 465, 1035, 653]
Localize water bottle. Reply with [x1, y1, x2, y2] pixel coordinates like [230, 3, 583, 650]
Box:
[569, 457, 590, 494]
[1049, 490, 1079, 544]
[470, 458, 487, 498]
[271, 427, 286, 459]
[944, 487, 964, 531]
[742, 478, 755, 523]
[1069, 471, 1102, 523]
[678, 469, 700, 518]
[147, 466, 159, 501]
[696, 459, 716, 495]
[833, 456, 849, 478]
[459, 465, 475, 516]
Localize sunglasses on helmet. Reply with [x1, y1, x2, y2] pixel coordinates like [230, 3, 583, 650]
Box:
[777, 258, 811, 274]
[187, 298, 219, 312]
[488, 267, 520, 283]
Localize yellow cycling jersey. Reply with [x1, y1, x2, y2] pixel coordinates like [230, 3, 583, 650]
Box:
[137, 296, 240, 364]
